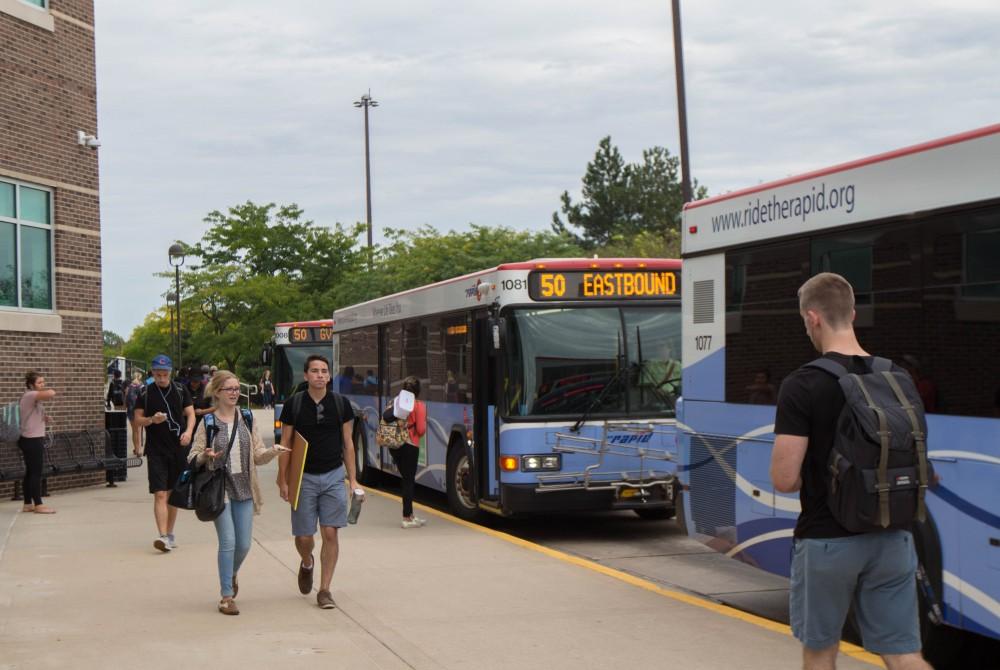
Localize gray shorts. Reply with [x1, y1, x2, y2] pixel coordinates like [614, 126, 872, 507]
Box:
[291, 466, 348, 536]
[790, 530, 921, 654]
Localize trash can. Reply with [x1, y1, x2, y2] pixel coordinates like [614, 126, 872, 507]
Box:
[104, 410, 128, 484]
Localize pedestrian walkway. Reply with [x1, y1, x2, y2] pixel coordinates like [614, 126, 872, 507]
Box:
[0, 457, 881, 670]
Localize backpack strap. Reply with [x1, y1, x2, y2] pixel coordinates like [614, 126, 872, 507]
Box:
[881, 369, 930, 523]
[805, 357, 850, 379]
[203, 413, 218, 446]
[290, 391, 304, 427]
[240, 407, 254, 430]
[847, 372, 893, 528]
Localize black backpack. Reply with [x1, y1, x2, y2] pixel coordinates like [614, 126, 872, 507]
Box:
[807, 356, 933, 533]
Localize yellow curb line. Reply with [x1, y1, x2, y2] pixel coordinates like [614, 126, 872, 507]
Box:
[368, 486, 884, 669]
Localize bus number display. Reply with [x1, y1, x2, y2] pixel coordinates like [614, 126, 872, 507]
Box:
[290, 326, 333, 343]
[528, 270, 679, 301]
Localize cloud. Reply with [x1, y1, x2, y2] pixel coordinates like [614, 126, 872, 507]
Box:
[96, 0, 1000, 335]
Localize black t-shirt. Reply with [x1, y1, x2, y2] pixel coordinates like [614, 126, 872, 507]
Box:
[279, 391, 353, 474]
[774, 352, 904, 539]
[135, 382, 194, 452]
[188, 382, 211, 429]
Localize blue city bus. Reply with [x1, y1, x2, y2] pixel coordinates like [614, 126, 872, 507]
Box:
[331, 258, 682, 520]
[677, 124, 1000, 652]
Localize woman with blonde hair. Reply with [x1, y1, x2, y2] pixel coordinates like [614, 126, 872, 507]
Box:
[188, 370, 288, 615]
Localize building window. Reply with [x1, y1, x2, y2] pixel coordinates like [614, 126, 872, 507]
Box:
[0, 179, 54, 311]
[21, 0, 47, 8]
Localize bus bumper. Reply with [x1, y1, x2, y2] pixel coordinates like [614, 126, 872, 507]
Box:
[498, 480, 675, 515]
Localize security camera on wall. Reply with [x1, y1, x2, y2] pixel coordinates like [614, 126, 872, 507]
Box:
[76, 130, 100, 149]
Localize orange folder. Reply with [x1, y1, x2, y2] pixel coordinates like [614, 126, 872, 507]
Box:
[286, 431, 309, 511]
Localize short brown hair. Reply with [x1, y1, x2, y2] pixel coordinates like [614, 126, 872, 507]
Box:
[798, 272, 855, 329]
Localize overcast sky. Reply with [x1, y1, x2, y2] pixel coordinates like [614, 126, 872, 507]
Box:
[95, 0, 1000, 337]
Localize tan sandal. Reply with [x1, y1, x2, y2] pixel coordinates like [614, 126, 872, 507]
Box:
[33, 505, 56, 514]
[218, 598, 239, 615]
[21, 504, 34, 513]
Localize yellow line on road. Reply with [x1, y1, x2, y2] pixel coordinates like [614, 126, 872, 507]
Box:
[368, 487, 884, 669]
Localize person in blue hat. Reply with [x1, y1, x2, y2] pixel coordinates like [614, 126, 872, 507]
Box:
[133, 354, 195, 552]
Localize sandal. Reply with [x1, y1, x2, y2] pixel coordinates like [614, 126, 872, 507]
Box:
[33, 505, 56, 514]
[218, 598, 239, 615]
[21, 504, 34, 513]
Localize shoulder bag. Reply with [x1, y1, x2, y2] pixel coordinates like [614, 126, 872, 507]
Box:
[193, 412, 241, 522]
[376, 405, 408, 449]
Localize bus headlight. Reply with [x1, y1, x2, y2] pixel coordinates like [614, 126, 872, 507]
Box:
[521, 454, 561, 471]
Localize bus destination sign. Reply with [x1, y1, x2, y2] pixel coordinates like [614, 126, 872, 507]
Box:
[289, 326, 333, 343]
[528, 269, 680, 301]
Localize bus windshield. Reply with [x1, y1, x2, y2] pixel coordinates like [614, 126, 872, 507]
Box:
[503, 305, 681, 419]
[273, 344, 330, 402]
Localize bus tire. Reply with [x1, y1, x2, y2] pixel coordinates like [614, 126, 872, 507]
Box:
[446, 443, 479, 521]
[354, 422, 379, 487]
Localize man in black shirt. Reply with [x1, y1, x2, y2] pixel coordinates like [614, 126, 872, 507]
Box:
[187, 366, 214, 431]
[771, 273, 929, 670]
[134, 354, 195, 553]
[277, 354, 361, 610]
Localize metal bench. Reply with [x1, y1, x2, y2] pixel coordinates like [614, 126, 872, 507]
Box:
[1, 429, 142, 499]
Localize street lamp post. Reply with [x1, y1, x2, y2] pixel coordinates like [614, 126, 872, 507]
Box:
[168, 244, 185, 372]
[353, 91, 378, 268]
[671, 0, 693, 204]
[166, 291, 176, 362]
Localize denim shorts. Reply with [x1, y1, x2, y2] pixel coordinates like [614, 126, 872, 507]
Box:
[291, 465, 348, 536]
[790, 530, 921, 654]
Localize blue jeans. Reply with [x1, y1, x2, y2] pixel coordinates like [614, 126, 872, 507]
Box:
[213, 498, 254, 598]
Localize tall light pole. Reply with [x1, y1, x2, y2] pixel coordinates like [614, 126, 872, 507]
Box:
[353, 91, 378, 268]
[168, 243, 185, 372]
[671, 0, 693, 204]
[166, 291, 176, 363]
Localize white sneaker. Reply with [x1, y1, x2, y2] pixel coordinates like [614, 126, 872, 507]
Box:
[414, 516, 427, 526]
[167, 534, 177, 549]
[154, 536, 171, 552]
[401, 518, 421, 529]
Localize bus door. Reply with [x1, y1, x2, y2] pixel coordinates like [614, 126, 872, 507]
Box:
[472, 310, 499, 504]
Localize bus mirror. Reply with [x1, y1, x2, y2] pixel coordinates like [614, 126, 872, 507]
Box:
[260, 344, 273, 366]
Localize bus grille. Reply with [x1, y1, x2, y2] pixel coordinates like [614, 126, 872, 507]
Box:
[689, 433, 736, 541]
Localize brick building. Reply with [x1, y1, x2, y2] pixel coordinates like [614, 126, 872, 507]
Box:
[1, 0, 105, 495]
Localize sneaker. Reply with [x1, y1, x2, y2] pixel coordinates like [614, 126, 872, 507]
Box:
[154, 536, 171, 552]
[218, 598, 239, 615]
[401, 518, 421, 529]
[167, 534, 177, 549]
[414, 515, 428, 526]
[297, 557, 314, 594]
[317, 590, 336, 609]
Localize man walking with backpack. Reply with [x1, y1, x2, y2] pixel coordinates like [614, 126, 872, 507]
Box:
[770, 273, 932, 670]
[276, 354, 361, 609]
[134, 355, 195, 553]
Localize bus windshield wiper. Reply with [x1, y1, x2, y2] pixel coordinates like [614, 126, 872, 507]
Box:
[569, 359, 632, 433]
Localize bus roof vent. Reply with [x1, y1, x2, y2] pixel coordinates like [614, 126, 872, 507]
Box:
[693, 280, 714, 324]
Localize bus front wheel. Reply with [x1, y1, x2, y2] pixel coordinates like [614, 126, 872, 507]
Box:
[446, 445, 479, 521]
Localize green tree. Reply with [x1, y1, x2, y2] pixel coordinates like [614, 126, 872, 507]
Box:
[329, 225, 584, 307]
[552, 137, 708, 250]
[103, 330, 125, 361]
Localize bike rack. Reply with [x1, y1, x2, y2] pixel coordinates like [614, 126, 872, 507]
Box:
[534, 421, 675, 494]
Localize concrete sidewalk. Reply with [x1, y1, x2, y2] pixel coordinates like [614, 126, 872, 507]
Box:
[0, 458, 879, 670]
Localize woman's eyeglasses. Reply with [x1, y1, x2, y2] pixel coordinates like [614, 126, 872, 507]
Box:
[220, 386, 241, 394]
